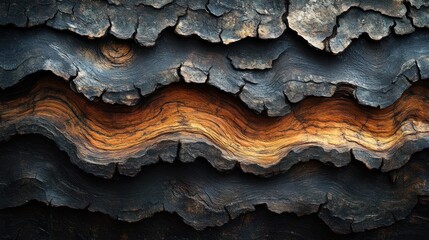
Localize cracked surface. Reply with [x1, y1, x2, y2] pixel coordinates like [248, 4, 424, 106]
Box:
[327, 8, 397, 54]
[1, 134, 428, 233]
[3, 200, 429, 239]
[3, 28, 429, 116]
[288, 0, 405, 51]
[1, 0, 429, 53]
[2, 76, 429, 178]
[0, 201, 337, 240]
[2, 1, 429, 237]
[287, 0, 429, 53]
[0, 0, 286, 46]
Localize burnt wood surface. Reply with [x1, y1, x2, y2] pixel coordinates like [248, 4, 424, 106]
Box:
[2, 0, 429, 238]
[3, 199, 429, 240]
[2, 27, 429, 116]
[1, 134, 429, 233]
[1, 0, 429, 54]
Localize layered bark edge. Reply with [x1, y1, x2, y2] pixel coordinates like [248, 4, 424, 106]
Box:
[2, 76, 429, 178]
[2, 0, 429, 54]
[2, 28, 429, 116]
[1, 134, 429, 234]
[2, 199, 429, 239]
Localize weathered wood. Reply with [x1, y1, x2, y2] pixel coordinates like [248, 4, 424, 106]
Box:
[2, 1, 429, 237]
[0, 202, 337, 240]
[344, 198, 429, 239]
[0, 0, 286, 46]
[3, 200, 429, 239]
[2, 0, 429, 54]
[2, 28, 429, 116]
[0, 134, 428, 233]
[2, 76, 429, 177]
[287, 0, 408, 52]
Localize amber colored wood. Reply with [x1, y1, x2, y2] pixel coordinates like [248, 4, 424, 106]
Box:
[1, 76, 429, 177]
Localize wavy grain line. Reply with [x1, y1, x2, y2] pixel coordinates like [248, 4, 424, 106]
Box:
[1, 76, 429, 177]
[0, 134, 427, 233]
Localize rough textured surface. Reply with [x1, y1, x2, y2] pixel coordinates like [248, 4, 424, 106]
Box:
[0, 202, 337, 240]
[3, 28, 429, 115]
[345, 198, 429, 239]
[327, 8, 397, 54]
[2, 77, 429, 177]
[287, 0, 424, 53]
[409, 5, 429, 28]
[0, 0, 286, 46]
[2, 0, 429, 53]
[1, 134, 429, 233]
[3, 199, 429, 239]
[2, 1, 429, 237]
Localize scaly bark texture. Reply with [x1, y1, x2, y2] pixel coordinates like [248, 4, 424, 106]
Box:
[2, 28, 429, 116]
[0, 134, 428, 233]
[1, 0, 429, 238]
[2, 76, 429, 177]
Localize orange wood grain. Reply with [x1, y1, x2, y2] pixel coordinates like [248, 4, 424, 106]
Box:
[1, 77, 429, 168]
